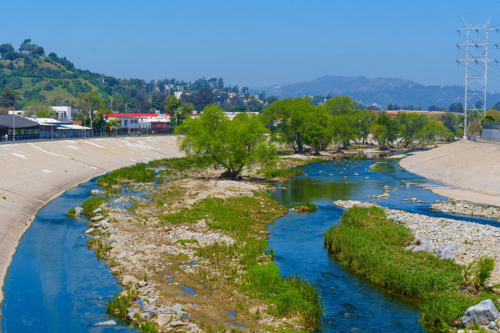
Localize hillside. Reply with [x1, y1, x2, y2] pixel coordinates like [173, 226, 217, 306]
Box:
[251, 75, 500, 110]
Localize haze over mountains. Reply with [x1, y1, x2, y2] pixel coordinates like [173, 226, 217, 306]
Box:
[251, 75, 500, 110]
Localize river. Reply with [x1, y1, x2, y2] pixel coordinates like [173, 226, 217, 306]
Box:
[2, 155, 496, 332]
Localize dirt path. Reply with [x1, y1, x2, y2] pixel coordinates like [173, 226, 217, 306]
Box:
[400, 140, 500, 206]
[0, 136, 181, 306]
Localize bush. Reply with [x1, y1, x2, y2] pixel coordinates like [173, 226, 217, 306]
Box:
[149, 155, 212, 169]
[324, 206, 498, 330]
[81, 196, 107, 217]
[97, 163, 156, 186]
[292, 203, 317, 212]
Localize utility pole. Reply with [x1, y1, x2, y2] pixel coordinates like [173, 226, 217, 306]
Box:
[457, 16, 498, 139]
[126, 102, 129, 136]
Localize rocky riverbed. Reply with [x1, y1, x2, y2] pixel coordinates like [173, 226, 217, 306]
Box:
[334, 200, 500, 286]
[431, 200, 500, 221]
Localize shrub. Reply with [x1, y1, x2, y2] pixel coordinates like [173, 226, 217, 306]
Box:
[81, 196, 107, 217]
[292, 203, 317, 212]
[97, 163, 155, 186]
[67, 207, 76, 217]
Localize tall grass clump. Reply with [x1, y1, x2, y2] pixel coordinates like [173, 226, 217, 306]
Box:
[97, 163, 156, 186]
[82, 196, 107, 217]
[324, 206, 498, 330]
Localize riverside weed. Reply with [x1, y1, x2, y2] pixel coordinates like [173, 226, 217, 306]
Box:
[82, 196, 107, 217]
[97, 163, 155, 186]
[324, 206, 498, 330]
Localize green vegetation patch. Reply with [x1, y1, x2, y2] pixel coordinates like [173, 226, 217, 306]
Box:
[292, 203, 318, 212]
[160, 195, 322, 326]
[67, 207, 76, 217]
[82, 196, 107, 217]
[97, 163, 156, 186]
[324, 206, 498, 330]
[149, 155, 213, 170]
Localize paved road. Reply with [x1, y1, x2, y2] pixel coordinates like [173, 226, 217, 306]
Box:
[0, 136, 181, 304]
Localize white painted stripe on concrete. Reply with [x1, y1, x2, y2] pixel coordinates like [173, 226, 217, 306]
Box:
[42, 170, 52, 173]
[29, 144, 69, 159]
[12, 153, 27, 159]
[67, 146, 80, 150]
[84, 141, 105, 148]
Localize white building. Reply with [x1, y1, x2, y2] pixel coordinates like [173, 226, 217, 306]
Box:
[51, 106, 72, 121]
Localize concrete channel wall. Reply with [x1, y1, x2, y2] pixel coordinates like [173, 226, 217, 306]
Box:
[400, 140, 500, 206]
[0, 136, 181, 304]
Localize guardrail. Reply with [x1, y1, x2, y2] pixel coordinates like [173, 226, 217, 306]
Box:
[0, 129, 175, 145]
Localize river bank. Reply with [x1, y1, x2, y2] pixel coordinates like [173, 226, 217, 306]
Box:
[400, 140, 500, 207]
[0, 136, 181, 306]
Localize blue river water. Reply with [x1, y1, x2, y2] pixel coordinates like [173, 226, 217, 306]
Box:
[269, 157, 498, 333]
[2, 156, 497, 332]
[1, 179, 139, 333]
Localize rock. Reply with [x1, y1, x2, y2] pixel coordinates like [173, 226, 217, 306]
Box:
[91, 189, 100, 194]
[91, 215, 104, 222]
[126, 307, 139, 320]
[139, 281, 148, 287]
[85, 228, 94, 235]
[95, 320, 116, 326]
[489, 321, 496, 329]
[74, 207, 84, 214]
[438, 243, 458, 260]
[177, 311, 192, 321]
[410, 198, 417, 202]
[104, 239, 116, 245]
[170, 320, 188, 327]
[107, 228, 118, 235]
[411, 237, 434, 254]
[158, 307, 178, 314]
[417, 200, 422, 203]
[462, 299, 499, 327]
[380, 193, 390, 198]
[93, 208, 102, 214]
[117, 252, 128, 259]
[386, 215, 398, 220]
[172, 303, 183, 313]
[121, 275, 138, 285]
[100, 221, 111, 229]
[145, 297, 157, 303]
[140, 312, 152, 320]
[157, 314, 171, 327]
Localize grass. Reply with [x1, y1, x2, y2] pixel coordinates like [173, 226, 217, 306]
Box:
[324, 206, 498, 331]
[67, 207, 76, 217]
[149, 155, 213, 169]
[263, 167, 304, 179]
[160, 195, 322, 326]
[81, 196, 107, 217]
[292, 202, 318, 212]
[87, 237, 112, 260]
[97, 163, 156, 186]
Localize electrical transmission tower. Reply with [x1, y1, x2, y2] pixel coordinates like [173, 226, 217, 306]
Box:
[457, 16, 498, 139]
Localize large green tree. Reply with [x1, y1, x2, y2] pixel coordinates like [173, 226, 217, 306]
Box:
[370, 113, 399, 150]
[77, 92, 102, 134]
[397, 112, 429, 147]
[175, 105, 275, 178]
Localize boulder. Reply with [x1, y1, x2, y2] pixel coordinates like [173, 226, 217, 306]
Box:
[121, 275, 138, 285]
[74, 207, 84, 214]
[438, 243, 458, 260]
[411, 238, 434, 254]
[91, 215, 104, 222]
[85, 228, 94, 235]
[170, 320, 188, 327]
[95, 320, 116, 326]
[100, 221, 111, 229]
[139, 281, 148, 287]
[140, 312, 152, 320]
[177, 311, 192, 321]
[93, 208, 102, 214]
[157, 314, 171, 327]
[462, 299, 499, 327]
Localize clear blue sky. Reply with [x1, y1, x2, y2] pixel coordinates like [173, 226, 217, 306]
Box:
[3, 0, 500, 91]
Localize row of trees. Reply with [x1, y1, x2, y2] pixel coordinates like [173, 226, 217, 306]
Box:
[262, 97, 455, 153]
[176, 97, 461, 180]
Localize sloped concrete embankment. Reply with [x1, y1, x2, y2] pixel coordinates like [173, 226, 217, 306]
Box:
[0, 136, 181, 304]
[400, 140, 500, 206]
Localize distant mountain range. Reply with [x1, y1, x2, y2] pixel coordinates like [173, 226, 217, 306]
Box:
[250, 75, 500, 110]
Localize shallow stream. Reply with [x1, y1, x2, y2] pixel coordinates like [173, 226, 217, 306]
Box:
[2, 155, 497, 332]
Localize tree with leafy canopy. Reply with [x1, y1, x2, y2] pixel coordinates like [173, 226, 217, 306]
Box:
[0, 43, 15, 58]
[77, 92, 102, 134]
[324, 96, 358, 115]
[370, 113, 399, 150]
[262, 98, 316, 153]
[0, 86, 17, 109]
[396, 112, 429, 147]
[175, 105, 276, 179]
[165, 94, 181, 116]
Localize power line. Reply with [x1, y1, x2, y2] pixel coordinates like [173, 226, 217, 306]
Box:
[464, 1, 500, 16]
